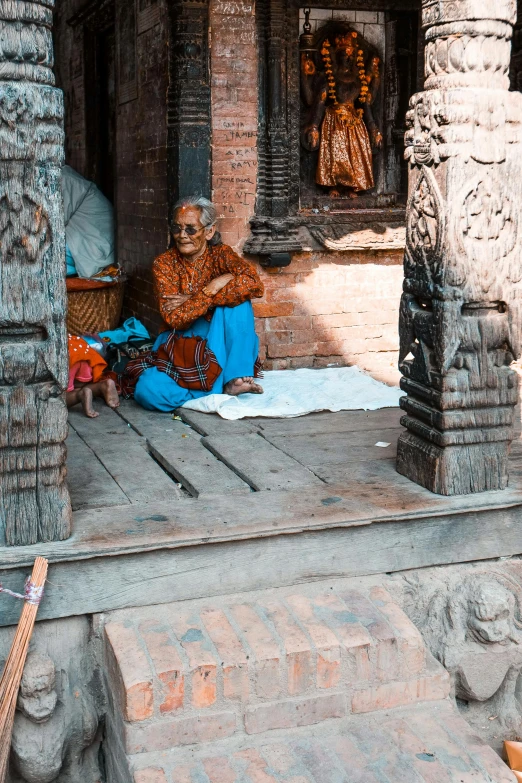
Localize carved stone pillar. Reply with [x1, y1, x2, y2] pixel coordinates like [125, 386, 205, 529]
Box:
[0, 0, 71, 544]
[397, 0, 522, 495]
[243, 0, 302, 267]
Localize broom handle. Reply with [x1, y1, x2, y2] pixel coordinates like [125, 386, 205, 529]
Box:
[0, 559, 46, 699]
[0, 557, 48, 783]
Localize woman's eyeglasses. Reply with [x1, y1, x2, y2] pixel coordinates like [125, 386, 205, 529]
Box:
[171, 224, 206, 236]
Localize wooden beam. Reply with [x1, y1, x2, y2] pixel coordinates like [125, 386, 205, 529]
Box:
[66, 430, 129, 511]
[0, 0, 71, 544]
[203, 433, 324, 491]
[0, 484, 521, 626]
[115, 401, 251, 497]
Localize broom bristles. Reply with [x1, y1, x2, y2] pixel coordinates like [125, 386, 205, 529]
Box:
[0, 557, 48, 782]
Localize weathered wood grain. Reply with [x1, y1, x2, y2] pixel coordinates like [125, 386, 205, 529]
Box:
[178, 407, 261, 435]
[0, 0, 71, 544]
[69, 407, 183, 503]
[309, 458, 459, 510]
[117, 399, 199, 440]
[397, 1, 522, 494]
[264, 429, 401, 466]
[253, 408, 403, 436]
[0, 475, 516, 573]
[114, 400, 251, 497]
[204, 433, 324, 491]
[511, 439, 522, 457]
[1, 493, 522, 626]
[147, 435, 251, 498]
[66, 430, 129, 511]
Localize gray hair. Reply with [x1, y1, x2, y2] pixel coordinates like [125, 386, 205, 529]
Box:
[171, 196, 217, 228]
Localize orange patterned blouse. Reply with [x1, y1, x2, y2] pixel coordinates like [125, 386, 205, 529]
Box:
[153, 243, 264, 330]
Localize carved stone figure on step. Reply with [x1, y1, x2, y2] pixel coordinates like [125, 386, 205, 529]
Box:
[400, 571, 522, 742]
[300, 22, 382, 198]
[9, 652, 100, 783]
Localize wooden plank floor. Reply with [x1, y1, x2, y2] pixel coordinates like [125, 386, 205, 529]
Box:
[67, 399, 522, 509]
[67, 400, 411, 507]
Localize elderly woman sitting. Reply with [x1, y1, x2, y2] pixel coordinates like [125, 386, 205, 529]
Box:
[134, 197, 264, 411]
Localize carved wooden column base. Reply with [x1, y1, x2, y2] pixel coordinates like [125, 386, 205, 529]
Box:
[397, 297, 519, 495]
[397, 435, 512, 495]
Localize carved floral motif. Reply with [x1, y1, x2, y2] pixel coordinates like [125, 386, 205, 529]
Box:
[0, 22, 52, 65]
[459, 175, 517, 291]
[425, 24, 513, 89]
[406, 167, 445, 288]
[0, 190, 50, 264]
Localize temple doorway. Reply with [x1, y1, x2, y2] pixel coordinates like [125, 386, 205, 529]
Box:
[85, 22, 117, 203]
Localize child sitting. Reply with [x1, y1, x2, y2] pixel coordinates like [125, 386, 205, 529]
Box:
[66, 335, 119, 418]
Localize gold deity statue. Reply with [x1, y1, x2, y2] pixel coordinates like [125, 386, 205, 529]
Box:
[301, 24, 382, 198]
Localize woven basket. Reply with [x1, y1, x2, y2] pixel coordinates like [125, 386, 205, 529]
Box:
[66, 278, 125, 335]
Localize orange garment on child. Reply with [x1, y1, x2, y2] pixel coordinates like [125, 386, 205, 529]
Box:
[68, 335, 108, 392]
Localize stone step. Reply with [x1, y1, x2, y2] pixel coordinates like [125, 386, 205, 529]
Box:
[103, 582, 450, 766]
[129, 701, 516, 783]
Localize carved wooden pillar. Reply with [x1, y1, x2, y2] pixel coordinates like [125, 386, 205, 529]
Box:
[166, 0, 211, 212]
[0, 0, 71, 543]
[397, 0, 522, 495]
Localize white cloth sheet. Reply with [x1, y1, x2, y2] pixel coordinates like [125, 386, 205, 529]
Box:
[62, 165, 115, 278]
[182, 366, 404, 420]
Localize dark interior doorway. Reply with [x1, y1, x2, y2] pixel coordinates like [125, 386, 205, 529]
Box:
[85, 23, 117, 203]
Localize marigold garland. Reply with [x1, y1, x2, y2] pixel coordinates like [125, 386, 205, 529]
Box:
[320, 32, 380, 105]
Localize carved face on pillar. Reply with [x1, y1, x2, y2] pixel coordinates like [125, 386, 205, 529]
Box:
[467, 580, 516, 645]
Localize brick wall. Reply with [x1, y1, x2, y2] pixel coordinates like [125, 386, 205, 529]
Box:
[54, 0, 169, 336]
[209, 1, 402, 383]
[210, 0, 259, 250]
[253, 253, 402, 384]
[116, 6, 169, 334]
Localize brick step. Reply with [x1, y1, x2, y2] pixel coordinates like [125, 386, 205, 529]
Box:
[103, 581, 450, 763]
[130, 701, 515, 783]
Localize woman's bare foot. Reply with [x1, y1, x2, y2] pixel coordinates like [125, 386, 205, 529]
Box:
[96, 378, 120, 409]
[79, 387, 99, 418]
[224, 377, 264, 396]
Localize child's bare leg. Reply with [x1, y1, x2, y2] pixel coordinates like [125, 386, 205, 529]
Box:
[90, 378, 120, 409]
[66, 387, 99, 418]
